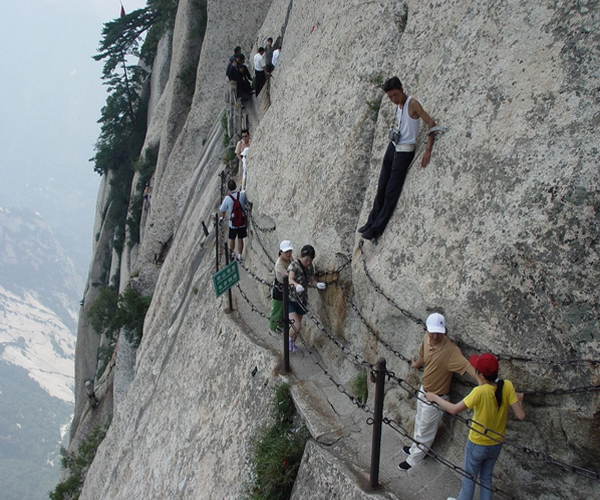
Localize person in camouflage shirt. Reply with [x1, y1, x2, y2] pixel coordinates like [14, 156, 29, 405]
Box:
[287, 245, 326, 351]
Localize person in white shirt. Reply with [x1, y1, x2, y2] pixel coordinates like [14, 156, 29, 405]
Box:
[253, 47, 267, 95]
[272, 47, 281, 66]
[358, 76, 436, 240]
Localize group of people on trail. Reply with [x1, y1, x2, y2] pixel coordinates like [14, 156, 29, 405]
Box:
[225, 38, 281, 100]
[268, 241, 326, 352]
[398, 313, 526, 500]
[219, 73, 527, 499]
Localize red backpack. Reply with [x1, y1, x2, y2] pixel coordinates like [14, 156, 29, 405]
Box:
[229, 192, 246, 227]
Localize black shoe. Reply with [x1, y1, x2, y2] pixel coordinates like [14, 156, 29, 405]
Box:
[361, 229, 378, 240]
[398, 460, 412, 472]
[357, 223, 370, 233]
[402, 446, 411, 456]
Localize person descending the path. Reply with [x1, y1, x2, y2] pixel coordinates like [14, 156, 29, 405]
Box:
[425, 353, 525, 500]
[287, 245, 326, 352]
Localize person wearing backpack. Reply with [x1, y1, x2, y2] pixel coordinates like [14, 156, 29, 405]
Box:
[219, 179, 247, 260]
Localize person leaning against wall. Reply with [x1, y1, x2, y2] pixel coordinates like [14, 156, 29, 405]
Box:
[268, 240, 293, 336]
[398, 313, 477, 472]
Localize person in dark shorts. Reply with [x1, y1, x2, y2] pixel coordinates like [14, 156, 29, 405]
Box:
[219, 180, 247, 260]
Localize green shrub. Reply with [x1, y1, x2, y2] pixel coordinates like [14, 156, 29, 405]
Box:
[49, 422, 110, 500]
[244, 383, 310, 500]
[350, 370, 368, 406]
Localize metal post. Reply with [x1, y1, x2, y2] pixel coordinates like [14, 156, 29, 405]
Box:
[282, 276, 290, 372]
[370, 357, 386, 489]
[224, 242, 233, 312]
[215, 212, 219, 272]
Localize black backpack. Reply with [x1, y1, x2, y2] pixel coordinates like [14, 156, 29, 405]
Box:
[229, 192, 245, 227]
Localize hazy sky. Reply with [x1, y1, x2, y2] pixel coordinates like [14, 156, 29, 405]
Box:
[0, 0, 148, 275]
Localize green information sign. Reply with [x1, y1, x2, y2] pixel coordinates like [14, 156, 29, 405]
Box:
[212, 261, 240, 297]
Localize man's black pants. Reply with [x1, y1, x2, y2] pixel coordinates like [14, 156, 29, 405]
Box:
[365, 142, 415, 236]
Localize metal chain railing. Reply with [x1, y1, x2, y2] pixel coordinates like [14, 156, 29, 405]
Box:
[295, 334, 375, 415]
[381, 416, 518, 499]
[383, 369, 600, 483]
[228, 236, 600, 485]
[358, 242, 600, 368]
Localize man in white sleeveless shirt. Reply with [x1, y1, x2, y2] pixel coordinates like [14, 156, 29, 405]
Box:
[359, 77, 436, 240]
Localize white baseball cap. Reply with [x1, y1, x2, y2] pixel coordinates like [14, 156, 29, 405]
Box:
[426, 313, 446, 334]
[279, 240, 293, 252]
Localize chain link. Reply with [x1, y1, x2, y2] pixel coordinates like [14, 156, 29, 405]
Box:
[382, 417, 519, 499]
[358, 243, 600, 367]
[383, 370, 600, 483]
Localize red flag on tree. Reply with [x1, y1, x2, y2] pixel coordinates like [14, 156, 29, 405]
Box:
[120, 4, 126, 17]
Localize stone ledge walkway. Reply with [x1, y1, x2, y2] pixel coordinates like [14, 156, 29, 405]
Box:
[217, 88, 468, 499]
[226, 255, 465, 500]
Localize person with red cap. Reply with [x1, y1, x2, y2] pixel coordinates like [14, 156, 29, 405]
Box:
[398, 313, 477, 471]
[425, 353, 526, 500]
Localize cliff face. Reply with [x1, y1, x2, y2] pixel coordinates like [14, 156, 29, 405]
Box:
[72, 0, 599, 498]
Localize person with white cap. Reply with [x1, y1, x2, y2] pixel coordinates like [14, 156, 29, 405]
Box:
[268, 240, 294, 335]
[425, 353, 525, 500]
[398, 312, 477, 471]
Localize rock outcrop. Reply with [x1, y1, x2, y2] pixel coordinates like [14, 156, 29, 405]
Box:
[71, 0, 599, 498]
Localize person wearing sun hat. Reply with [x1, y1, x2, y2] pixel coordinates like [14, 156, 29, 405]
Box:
[398, 313, 477, 472]
[425, 353, 526, 500]
[268, 240, 294, 336]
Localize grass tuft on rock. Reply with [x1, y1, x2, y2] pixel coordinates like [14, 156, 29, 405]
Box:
[244, 383, 310, 500]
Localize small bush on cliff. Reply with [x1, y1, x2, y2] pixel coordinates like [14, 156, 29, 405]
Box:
[49, 422, 110, 500]
[350, 369, 368, 405]
[88, 284, 152, 375]
[244, 383, 310, 500]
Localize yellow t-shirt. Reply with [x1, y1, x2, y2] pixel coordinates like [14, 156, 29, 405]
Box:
[463, 380, 519, 446]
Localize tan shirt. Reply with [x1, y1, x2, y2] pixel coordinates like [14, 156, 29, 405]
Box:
[419, 334, 469, 395]
[274, 256, 288, 282]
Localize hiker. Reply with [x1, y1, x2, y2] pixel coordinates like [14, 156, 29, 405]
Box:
[253, 47, 267, 95]
[358, 76, 436, 241]
[398, 313, 476, 472]
[272, 46, 281, 67]
[268, 240, 294, 335]
[425, 353, 525, 500]
[229, 45, 242, 63]
[264, 37, 274, 73]
[235, 130, 251, 160]
[287, 245, 326, 352]
[219, 180, 247, 260]
[234, 55, 253, 100]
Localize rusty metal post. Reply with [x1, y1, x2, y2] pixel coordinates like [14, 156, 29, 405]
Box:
[370, 357, 386, 489]
[215, 212, 219, 272]
[224, 242, 233, 312]
[282, 276, 290, 372]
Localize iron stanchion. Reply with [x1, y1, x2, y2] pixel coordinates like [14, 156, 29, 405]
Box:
[215, 212, 219, 273]
[283, 276, 290, 372]
[224, 242, 233, 312]
[370, 357, 386, 488]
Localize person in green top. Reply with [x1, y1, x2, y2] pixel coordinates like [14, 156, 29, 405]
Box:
[425, 353, 525, 500]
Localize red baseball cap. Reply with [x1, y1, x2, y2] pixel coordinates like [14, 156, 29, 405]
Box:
[469, 353, 499, 376]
